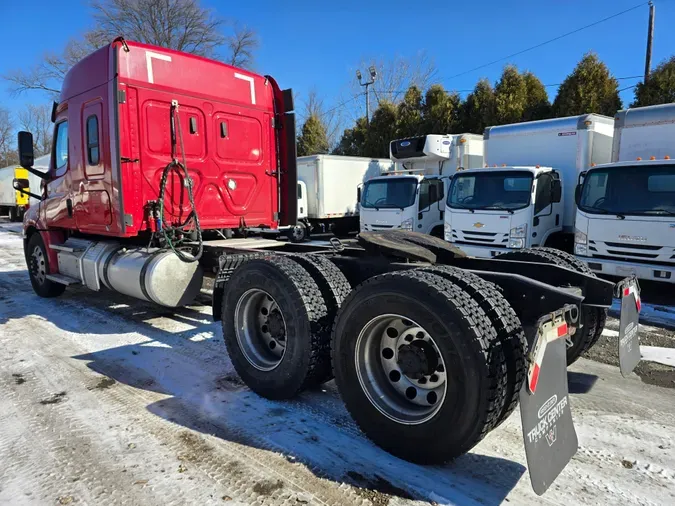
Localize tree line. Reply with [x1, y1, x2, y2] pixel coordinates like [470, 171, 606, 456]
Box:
[298, 54, 675, 159]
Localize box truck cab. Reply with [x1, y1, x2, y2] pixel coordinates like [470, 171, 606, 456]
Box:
[359, 134, 483, 236]
[575, 104, 675, 282]
[444, 114, 614, 257]
[445, 165, 563, 256]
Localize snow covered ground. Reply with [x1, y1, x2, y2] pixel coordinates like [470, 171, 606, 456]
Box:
[1, 223, 674, 506]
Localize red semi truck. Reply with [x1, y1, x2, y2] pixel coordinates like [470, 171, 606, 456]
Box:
[12, 38, 642, 495]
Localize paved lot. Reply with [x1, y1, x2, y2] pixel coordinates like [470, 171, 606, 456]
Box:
[0, 221, 674, 506]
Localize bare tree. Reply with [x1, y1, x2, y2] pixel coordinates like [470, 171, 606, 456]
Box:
[353, 52, 437, 106]
[0, 107, 18, 168]
[4, 0, 259, 97]
[89, 0, 226, 56]
[299, 89, 342, 150]
[19, 105, 53, 157]
[226, 23, 259, 68]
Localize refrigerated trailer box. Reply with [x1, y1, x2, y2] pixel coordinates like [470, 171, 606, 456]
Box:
[297, 154, 391, 234]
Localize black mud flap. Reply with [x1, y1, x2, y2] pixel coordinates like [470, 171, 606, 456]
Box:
[616, 276, 641, 377]
[520, 306, 579, 496]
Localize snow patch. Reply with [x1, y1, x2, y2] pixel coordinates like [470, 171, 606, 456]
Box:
[641, 346, 675, 368]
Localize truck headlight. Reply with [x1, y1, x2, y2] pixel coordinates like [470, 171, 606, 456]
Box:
[444, 222, 452, 241]
[508, 238, 525, 249]
[574, 229, 588, 256]
[509, 224, 527, 238]
[401, 218, 413, 231]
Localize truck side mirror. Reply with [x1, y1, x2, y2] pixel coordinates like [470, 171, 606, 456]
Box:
[574, 184, 582, 206]
[13, 178, 29, 190]
[18, 131, 34, 169]
[13, 178, 44, 201]
[357, 185, 362, 203]
[551, 179, 562, 203]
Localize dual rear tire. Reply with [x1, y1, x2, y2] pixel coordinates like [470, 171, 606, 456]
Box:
[221, 257, 526, 464]
[495, 247, 607, 365]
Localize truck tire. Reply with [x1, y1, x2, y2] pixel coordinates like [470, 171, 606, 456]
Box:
[331, 270, 507, 464]
[221, 256, 330, 399]
[9, 207, 18, 222]
[416, 265, 527, 427]
[495, 248, 599, 365]
[286, 223, 308, 243]
[287, 254, 352, 382]
[533, 247, 608, 352]
[25, 233, 66, 298]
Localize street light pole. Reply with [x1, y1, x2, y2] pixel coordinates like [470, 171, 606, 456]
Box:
[356, 66, 377, 126]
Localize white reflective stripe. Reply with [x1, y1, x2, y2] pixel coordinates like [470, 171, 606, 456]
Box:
[234, 73, 256, 105]
[145, 51, 172, 84]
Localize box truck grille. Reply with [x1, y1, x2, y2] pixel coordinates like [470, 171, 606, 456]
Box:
[452, 229, 508, 247]
[591, 240, 675, 266]
[603, 241, 662, 251]
[591, 254, 675, 267]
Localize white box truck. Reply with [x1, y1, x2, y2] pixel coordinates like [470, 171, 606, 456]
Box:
[360, 134, 483, 236]
[574, 103, 675, 283]
[295, 155, 390, 240]
[444, 115, 614, 257]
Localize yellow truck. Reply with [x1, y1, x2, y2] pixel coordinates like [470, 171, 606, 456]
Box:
[0, 165, 30, 221]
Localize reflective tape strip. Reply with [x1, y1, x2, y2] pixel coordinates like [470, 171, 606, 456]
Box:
[624, 285, 642, 312]
[527, 319, 569, 394]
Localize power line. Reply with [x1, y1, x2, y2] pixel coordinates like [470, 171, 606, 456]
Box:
[443, 2, 648, 81]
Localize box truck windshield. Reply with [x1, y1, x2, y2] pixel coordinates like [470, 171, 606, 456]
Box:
[361, 177, 417, 209]
[448, 171, 533, 212]
[579, 165, 675, 216]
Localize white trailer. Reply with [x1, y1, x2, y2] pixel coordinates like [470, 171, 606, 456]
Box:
[297, 154, 390, 237]
[444, 115, 613, 257]
[360, 134, 483, 237]
[575, 103, 675, 283]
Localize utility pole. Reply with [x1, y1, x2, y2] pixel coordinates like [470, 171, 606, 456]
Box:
[356, 66, 377, 125]
[644, 1, 655, 82]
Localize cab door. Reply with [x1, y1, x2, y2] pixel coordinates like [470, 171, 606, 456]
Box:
[417, 178, 445, 235]
[74, 102, 113, 230]
[43, 118, 75, 229]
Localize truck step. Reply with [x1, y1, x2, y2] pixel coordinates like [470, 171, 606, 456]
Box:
[45, 273, 81, 286]
[50, 244, 85, 253]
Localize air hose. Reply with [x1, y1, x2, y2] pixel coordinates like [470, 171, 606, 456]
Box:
[156, 101, 203, 262]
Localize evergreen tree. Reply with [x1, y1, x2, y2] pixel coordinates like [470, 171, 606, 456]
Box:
[522, 72, 551, 121]
[296, 114, 329, 156]
[632, 56, 675, 107]
[494, 65, 528, 124]
[460, 78, 496, 134]
[552, 52, 621, 117]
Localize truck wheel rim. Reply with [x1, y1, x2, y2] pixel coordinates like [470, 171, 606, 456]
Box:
[234, 289, 287, 371]
[355, 314, 447, 425]
[291, 226, 305, 241]
[31, 246, 46, 285]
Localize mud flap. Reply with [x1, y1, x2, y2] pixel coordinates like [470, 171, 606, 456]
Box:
[616, 276, 641, 377]
[520, 307, 579, 496]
